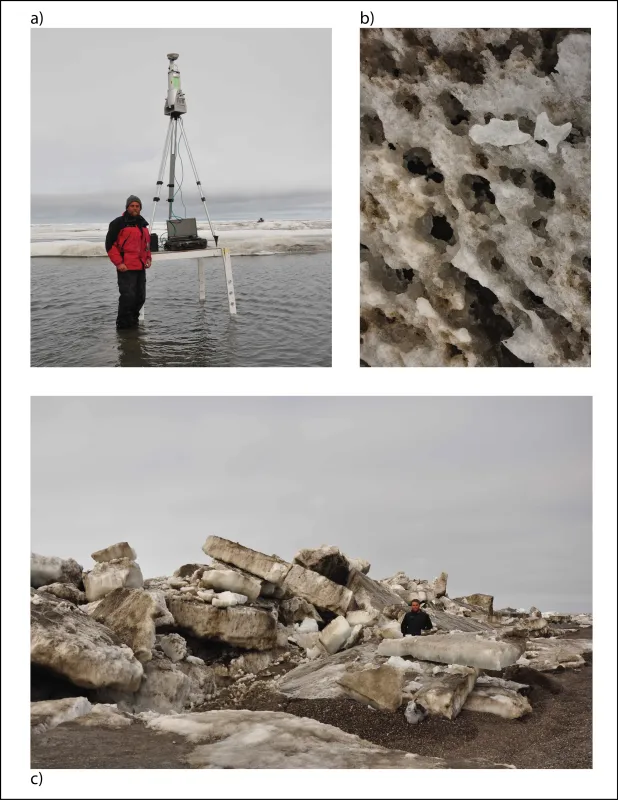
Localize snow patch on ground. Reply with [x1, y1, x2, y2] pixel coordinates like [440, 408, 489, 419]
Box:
[145, 709, 511, 768]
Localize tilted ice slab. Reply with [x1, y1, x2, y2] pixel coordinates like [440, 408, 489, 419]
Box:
[31, 591, 143, 691]
[91, 542, 137, 563]
[347, 568, 406, 614]
[463, 685, 532, 719]
[31, 697, 92, 735]
[98, 654, 216, 714]
[277, 645, 378, 699]
[338, 664, 404, 712]
[203, 535, 291, 585]
[31, 553, 83, 589]
[91, 587, 159, 663]
[428, 608, 496, 634]
[36, 582, 86, 605]
[145, 709, 514, 768]
[319, 616, 352, 654]
[203, 536, 353, 615]
[282, 565, 353, 616]
[518, 636, 592, 671]
[71, 703, 135, 729]
[475, 674, 529, 694]
[83, 558, 144, 603]
[167, 596, 277, 650]
[378, 633, 524, 671]
[413, 667, 478, 720]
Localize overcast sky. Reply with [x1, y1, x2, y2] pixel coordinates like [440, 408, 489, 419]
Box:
[31, 397, 592, 612]
[31, 29, 331, 221]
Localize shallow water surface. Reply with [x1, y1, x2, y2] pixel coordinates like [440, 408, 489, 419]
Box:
[31, 253, 331, 367]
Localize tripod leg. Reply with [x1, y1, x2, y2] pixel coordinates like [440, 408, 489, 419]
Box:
[179, 118, 217, 243]
[150, 116, 174, 230]
[168, 118, 178, 220]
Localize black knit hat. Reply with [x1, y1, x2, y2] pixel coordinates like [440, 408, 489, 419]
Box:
[126, 195, 142, 209]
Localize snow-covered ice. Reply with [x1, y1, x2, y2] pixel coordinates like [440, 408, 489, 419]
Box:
[31, 219, 331, 258]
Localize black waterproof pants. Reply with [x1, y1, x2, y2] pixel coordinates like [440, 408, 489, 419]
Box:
[116, 269, 146, 329]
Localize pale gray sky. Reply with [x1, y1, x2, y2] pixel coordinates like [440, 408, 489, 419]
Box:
[31, 29, 331, 220]
[31, 397, 592, 612]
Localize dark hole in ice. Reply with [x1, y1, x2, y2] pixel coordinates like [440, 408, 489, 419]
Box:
[447, 343, 464, 357]
[403, 147, 433, 176]
[488, 43, 512, 63]
[476, 153, 489, 169]
[443, 49, 486, 85]
[406, 156, 428, 175]
[392, 68, 401, 78]
[566, 127, 585, 145]
[520, 289, 545, 308]
[461, 174, 495, 213]
[471, 176, 495, 204]
[484, 112, 494, 124]
[360, 33, 397, 77]
[465, 276, 514, 344]
[396, 90, 422, 118]
[510, 168, 527, 187]
[531, 217, 547, 236]
[388, 142, 396, 150]
[538, 29, 561, 75]
[428, 171, 444, 183]
[360, 243, 369, 250]
[360, 359, 370, 367]
[535, 139, 548, 148]
[362, 113, 385, 146]
[530, 255, 544, 268]
[490, 256, 504, 271]
[531, 170, 555, 199]
[395, 267, 415, 282]
[431, 215, 454, 242]
[498, 166, 510, 181]
[582, 256, 591, 272]
[360, 317, 369, 334]
[437, 91, 471, 129]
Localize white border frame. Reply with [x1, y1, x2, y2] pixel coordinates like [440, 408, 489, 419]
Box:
[2, 2, 617, 798]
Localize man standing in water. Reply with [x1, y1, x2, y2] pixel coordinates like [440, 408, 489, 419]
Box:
[105, 196, 151, 329]
[400, 598, 433, 636]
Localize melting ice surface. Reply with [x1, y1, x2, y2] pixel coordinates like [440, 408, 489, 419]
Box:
[31, 219, 332, 258]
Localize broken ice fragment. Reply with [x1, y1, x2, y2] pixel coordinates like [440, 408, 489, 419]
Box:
[534, 111, 572, 154]
[469, 118, 531, 147]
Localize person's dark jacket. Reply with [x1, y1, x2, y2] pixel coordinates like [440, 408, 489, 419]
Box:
[106, 212, 151, 270]
[400, 608, 433, 636]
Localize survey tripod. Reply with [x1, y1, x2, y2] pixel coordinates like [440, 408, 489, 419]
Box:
[147, 53, 237, 315]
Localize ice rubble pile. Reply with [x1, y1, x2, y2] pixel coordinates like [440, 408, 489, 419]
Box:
[31, 537, 591, 728]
